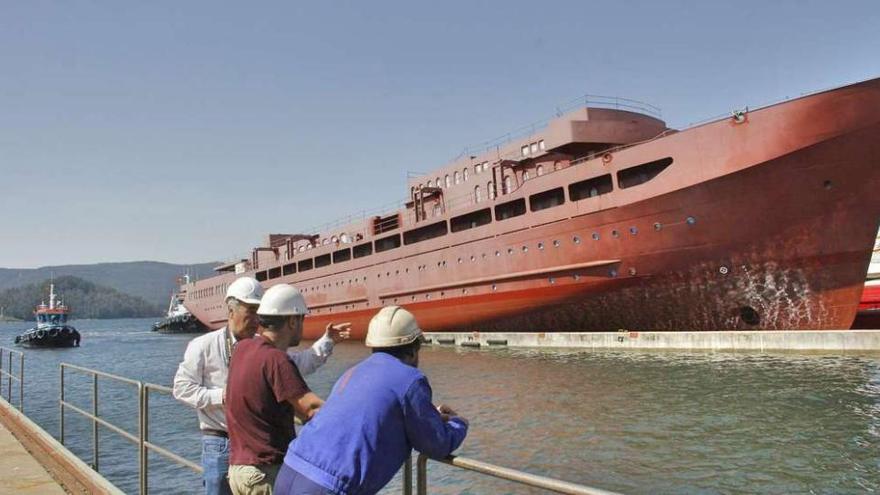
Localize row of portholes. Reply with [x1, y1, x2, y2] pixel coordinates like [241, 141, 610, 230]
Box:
[302, 216, 696, 295]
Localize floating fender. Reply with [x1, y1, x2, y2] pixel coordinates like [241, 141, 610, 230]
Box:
[49, 328, 59, 337]
[36, 329, 46, 339]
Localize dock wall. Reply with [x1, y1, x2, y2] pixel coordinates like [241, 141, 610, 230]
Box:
[424, 330, 880, 351]
[0, 397, 123, 495]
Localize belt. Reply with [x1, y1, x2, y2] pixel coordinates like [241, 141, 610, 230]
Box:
[201, 429, 228, 438]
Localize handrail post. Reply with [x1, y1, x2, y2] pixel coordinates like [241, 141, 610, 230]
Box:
[92, 373, 99, 471]
[416, 454, 428, 495]
[19, 353, 24, 413]
[402, 456, 412, 495]
[139, 382, 147, 495]
[59, 365, 65, 445]
[6, 353, 11, 399]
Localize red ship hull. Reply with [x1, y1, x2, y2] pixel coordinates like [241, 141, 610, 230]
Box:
[184, 78, 880, 340]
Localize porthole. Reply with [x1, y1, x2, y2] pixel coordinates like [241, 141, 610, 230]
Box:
[462, 288, 468, 294]
[630, 227, 638, 235]
[740, 306, 760, 326]
[654, 222, 662, 231]
[592, 233, 600, 241]
[395, 270, 399, 275]
[437, 261, 442, 267]
[522, 246, 528, 253]
[492, 284, 497, 291]
[426, 294, 431, 299]
[470, 255, 476, 262]
[610, 268, 618, 277]
[573, 274, 581, 281]
[612, 230, 620, 238]
[549, 277, 555, 284]
[507, 248, 514, 255]
[686, 216, 697, 225]
[386, 272, 390, 277]
[442, 260, 447, 266]
[458, 258, 463, 264]
[440, 291, 445, 297]
[553, 240, 560, 248]
[482, 253, 487, 259]
[411, 296, 415, 301]
[538, 242, 545, 250]
[628, 267, 637, 276]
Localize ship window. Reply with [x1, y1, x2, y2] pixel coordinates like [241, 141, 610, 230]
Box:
[333, 248, 351, 263]
[463, 168, 469, 182]
[474, 185, 482, 203]
[530, 142, 538, 153]
[268, 267, 282, 279]
[445, 175, 451, 188]
[474, 164, 480, 174]
[617, 157, 673, 189]
[569, 174, 613, 200]
[282, 263, 296, 275]
[488, 181, 495, 200]
[495, 198, 526, 221]
[353, 242, 372, 259]
[503, 176, 513, 194]
[537, 165, 544, 176]
[539, 139, 545, 150]
[298, 259, 313, 272]
[375, 234, 402, 253]
[521, 145, 529, 156]
[255, 271, 268, 282]
[451, 208, 492, 233]
[530, 187, 565, 211]
[523, 171, 530, 181]
[454, 171, 461, 185]
[315, 254, 331, 268]
[403, 221, 448, 245]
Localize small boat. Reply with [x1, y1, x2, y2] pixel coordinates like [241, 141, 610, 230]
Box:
[852, 234, 880, 329]
[151, 275, 206, 334]
[14, 284, 81, 348]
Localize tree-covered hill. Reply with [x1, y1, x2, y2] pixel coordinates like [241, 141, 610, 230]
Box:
[0, 276, 161, 320]
[0, 261, 217, 309]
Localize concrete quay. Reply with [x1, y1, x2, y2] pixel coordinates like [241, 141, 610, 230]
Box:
[424, 329, 880, 352]
[0, 397, 123, 495]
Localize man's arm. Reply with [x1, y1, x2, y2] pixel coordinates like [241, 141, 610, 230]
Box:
[286, 322, 351, 376]
[402, 377, 468, 460]
[286, 392, 324, 422]
[172, 339, 224, 409]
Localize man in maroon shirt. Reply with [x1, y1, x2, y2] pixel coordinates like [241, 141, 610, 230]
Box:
[225, 284, 324, 495]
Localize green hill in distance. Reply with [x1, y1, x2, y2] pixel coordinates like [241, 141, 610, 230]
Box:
[0, 276, 162, 320]
[0, 261, 218, 310]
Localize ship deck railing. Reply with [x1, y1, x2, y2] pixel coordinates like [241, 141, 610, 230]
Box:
[0, 346, 24, 412]
[52, 362, 616, 494]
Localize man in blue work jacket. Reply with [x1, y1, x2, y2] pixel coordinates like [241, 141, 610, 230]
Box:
[274, 305, 469, 495]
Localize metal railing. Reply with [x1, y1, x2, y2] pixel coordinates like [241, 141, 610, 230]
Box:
[410, 453, 621, 495]
[0, 346, 24, 412]
[59, 363, 202, 495]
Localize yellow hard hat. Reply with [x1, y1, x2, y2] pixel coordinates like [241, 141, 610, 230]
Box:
[365, 306, 422, 348]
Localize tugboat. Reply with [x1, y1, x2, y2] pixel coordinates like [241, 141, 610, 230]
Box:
[14, 284, 81, 348]
[151, 275, 206, 334]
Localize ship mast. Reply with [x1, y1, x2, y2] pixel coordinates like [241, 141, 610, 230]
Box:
[49, 283, 56, 310]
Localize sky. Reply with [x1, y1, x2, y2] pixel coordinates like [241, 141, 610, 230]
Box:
[1, 1, 878, 269]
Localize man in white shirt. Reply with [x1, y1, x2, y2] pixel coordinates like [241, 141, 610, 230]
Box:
[173, 277, 350, 495]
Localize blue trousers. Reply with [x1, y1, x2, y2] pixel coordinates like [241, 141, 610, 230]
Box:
[274, 463, 331, 495]
[201, 435, 232, 495]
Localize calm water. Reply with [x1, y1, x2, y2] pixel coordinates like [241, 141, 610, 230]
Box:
[0, 319, 878, 494]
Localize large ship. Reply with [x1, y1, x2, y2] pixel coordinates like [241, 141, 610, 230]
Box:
[183, 78, 880, 340]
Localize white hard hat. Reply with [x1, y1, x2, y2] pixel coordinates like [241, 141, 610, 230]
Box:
[225, 277, 263, 305]
[366, 306, 422, 348]
[257, 284, 309, 316]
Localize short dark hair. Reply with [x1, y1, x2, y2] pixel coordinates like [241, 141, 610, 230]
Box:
[258, 314, 287, 332]
[372, 339, 421, 359]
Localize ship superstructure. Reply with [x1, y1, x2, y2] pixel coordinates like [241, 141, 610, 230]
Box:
[183, 79, 880, 339]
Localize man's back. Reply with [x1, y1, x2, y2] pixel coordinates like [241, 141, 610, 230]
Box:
[285, 352, 467, 495]
[226, 335, 309, 466]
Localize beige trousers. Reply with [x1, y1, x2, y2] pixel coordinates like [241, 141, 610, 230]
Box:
[228, 464, 281, 495]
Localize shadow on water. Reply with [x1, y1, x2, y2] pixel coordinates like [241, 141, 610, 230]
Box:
[1, 319, 879, 494]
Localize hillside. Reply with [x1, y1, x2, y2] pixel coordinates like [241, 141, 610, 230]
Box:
[0, 261, 217, 309]
[0, 276, 161, 320]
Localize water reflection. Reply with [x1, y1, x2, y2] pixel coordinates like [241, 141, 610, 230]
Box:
[1, 321, 878, 494]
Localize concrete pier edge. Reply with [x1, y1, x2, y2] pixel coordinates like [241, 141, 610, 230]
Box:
[0, 397, 123, 495]
[423, 330, 880, 351]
